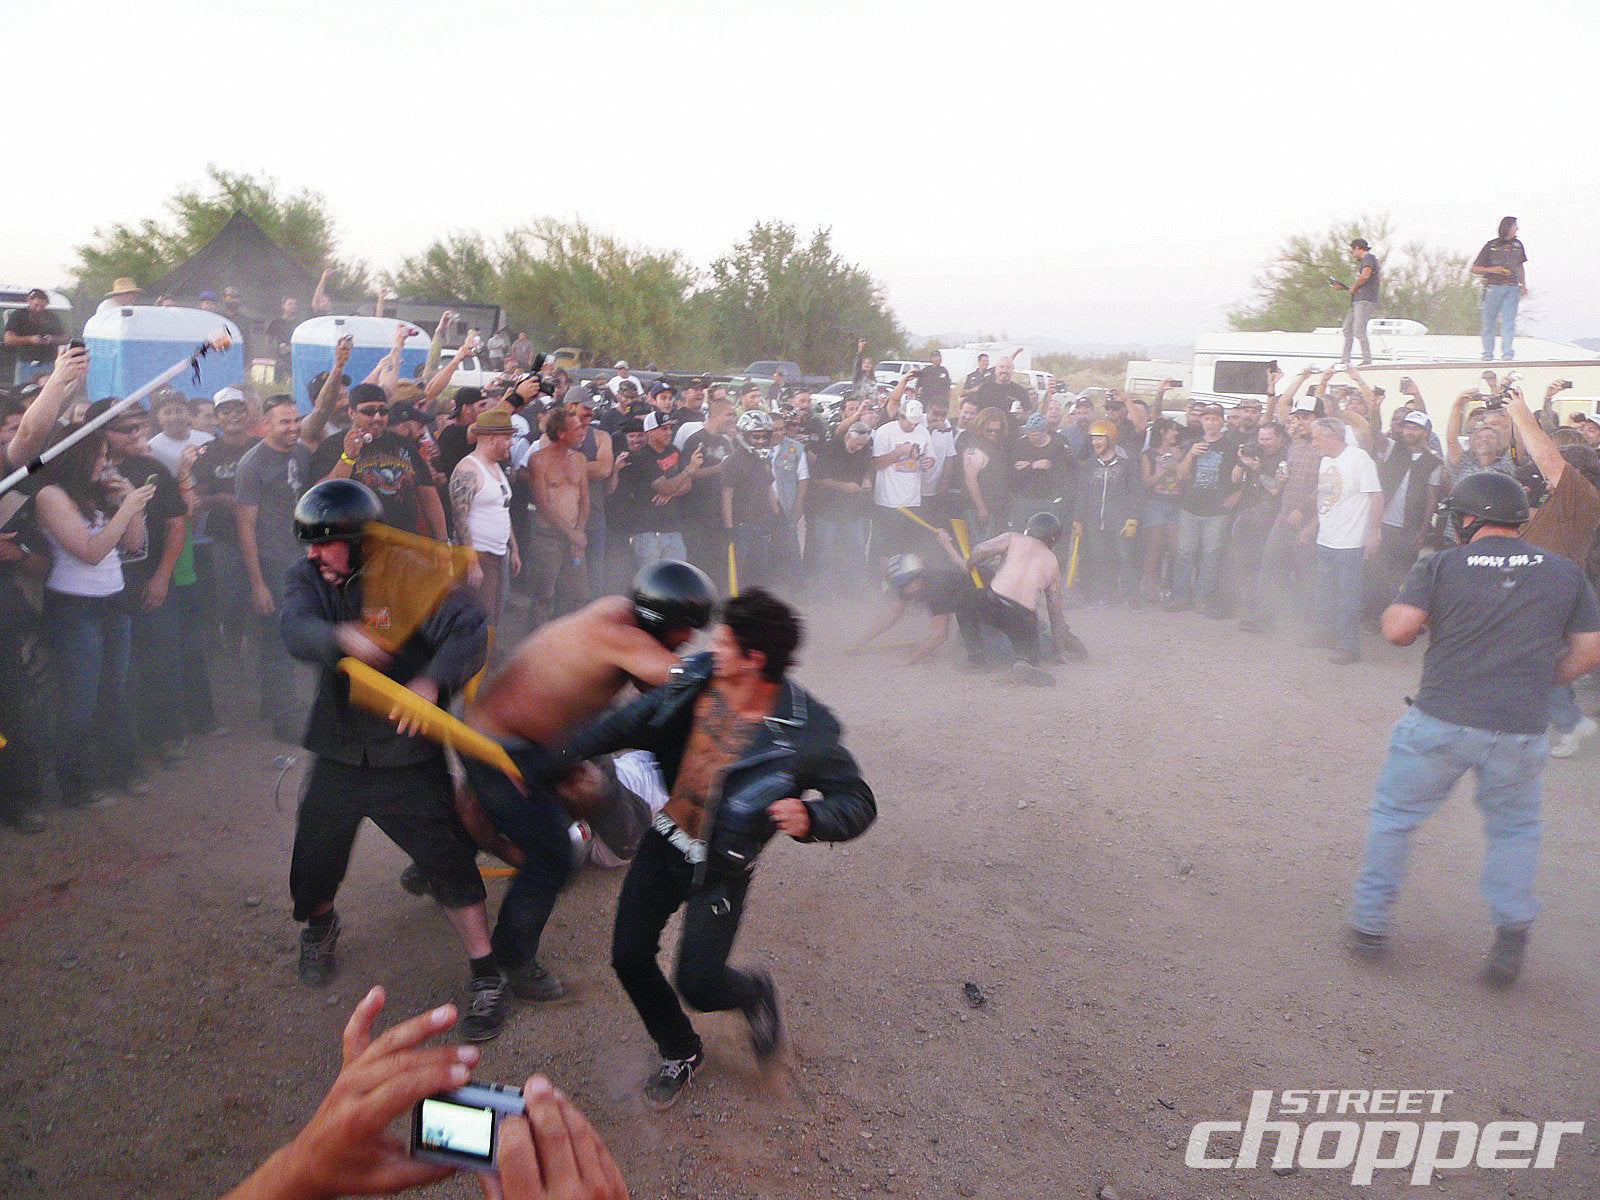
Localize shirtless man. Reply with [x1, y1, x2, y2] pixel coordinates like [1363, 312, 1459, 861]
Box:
[457, 561, 717, 1006]
[544, 590, 875, 1108]
[965, 511, 1087, 685]
[524, 405, 590, 629]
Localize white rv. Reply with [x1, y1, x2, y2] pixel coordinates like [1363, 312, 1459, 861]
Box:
[1186, 322, 1600, 431]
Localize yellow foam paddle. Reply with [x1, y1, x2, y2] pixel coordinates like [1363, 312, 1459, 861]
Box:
[948, 518, 984, 590]
[727, 540, 739, 597]
[356, 524, 477, 653]
[1065, 523, 1082, 589]
[896, 505, 937, 534]
[337, 657, 523, 782]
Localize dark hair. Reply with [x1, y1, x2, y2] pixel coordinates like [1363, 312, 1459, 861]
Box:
[0, 397, 25, 421]
[1351, 238, 1370, 251]
[1149, 417, 1181, 447]
[544, 404, 574, 440]
[43, 424, 109, 520]
[263, 394, 298, 416]
[1498, 215, 1518, 240]
[721, 588, 802, 682]
[1560, 445, 1600, 491]
[1258, 420, 1287, 440]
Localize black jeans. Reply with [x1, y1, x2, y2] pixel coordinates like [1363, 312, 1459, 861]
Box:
[463, 748, 575, 973]
[611, 828, 760, 1060]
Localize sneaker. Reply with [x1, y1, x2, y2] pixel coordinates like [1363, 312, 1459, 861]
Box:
[644, 1050, 704, 1110]
[65, 790, 117, 812]
[1548, 716, 1597, 759]
[460, 972, 512, 1041]
[297, 917, 340, 987]
[1348, 927, 1389, 960]
[3, 808, 48, 834]
[507, 959, 566, 1002]
[745, 971, 783, 1061]
[1328, 649, 1361, 666]
[1010, 661, 1057, 688]
[398, 863, 430, 896]
[1482, 927, 1529, 988]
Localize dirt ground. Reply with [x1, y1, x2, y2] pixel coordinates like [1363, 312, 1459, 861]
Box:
[3, 595, 1599, 1200]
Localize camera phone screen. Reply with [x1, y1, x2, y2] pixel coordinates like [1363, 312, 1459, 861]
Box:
[419, 1098, 494, 1161]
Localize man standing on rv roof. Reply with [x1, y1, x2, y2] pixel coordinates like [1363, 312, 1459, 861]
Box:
[1331, 238, 1381, 367]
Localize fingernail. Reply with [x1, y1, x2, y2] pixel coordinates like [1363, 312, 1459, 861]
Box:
[526, 1076, 554, 1096]
[431, 1004, 454, 1025]
[450, 1063, 470, 1084]
[456, 1045, 479, 1063]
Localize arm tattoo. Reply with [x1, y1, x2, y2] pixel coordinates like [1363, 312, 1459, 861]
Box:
[450, 467, 481, 545]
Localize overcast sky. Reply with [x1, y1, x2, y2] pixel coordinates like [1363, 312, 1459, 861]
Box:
[7, 0, 1599, 347]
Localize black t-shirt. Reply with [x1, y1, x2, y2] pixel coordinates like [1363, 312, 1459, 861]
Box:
[190, 436, 259, 544]
[810, 435, 873, 519]
[919, 365, 953, 406]
[264, 317, 297, 368]
[435, 424, 473, 483]
[112, 454, 186, 595]
[1179, 436, 1240, 517]
[310, 431, 430, 534]
[4, 307, 64, 374]
[963, 368, 993, 394]
[972, 379, 1028, 416]
[1352, 252, 1381, 303]
[633, 442, 687, 533]
[1012, 433, 1076, 503]
[1399, 535, 1600, 735]
[608, 449, 656, 538]
[722, 447, 777, 526]
[1472, 238, 1527, 288]
[679, 429, 733, 528]
[791, 413, 828, 456]
[919, 567, 978, 617]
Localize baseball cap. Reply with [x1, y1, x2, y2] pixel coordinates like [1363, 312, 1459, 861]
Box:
[1235, 398, 1263, 411]
[902, 399, 926, 423]
[1402, 410, 1432, 430]
[1021, 413, 1048, 432]
[223, 287, 241, 300]
[1291, 396, 1318, 414]
[614, 359, 630, 370]
[212, 386, 246, 406]
[617, 380, 641, 395]
[198, 290, 218, 302]
[620, 418, 646, 435]
[643, 411, 676, 432]
[648, 381, 676, 398]
[387, 402, 425, 425]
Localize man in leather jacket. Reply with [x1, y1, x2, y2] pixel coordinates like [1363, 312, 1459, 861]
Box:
[541, 588, 875, 1109]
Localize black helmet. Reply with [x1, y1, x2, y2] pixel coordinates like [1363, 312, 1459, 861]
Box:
[1446, 470, 1529, 533]
[294, 479, 382, 544]
[1023, 511, 1062, 547]
[631, 560, 715, 643]
[886, 553, 925, 590]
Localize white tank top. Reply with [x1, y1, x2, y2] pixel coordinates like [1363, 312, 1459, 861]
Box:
[459, 454, 512, 554]
[44, 510, 126, 598]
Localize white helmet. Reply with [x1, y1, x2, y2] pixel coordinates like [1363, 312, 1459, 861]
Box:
[736, 408, 775, 455]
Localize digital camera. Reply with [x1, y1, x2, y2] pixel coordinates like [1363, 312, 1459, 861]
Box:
[409, 1081, 525, 1175]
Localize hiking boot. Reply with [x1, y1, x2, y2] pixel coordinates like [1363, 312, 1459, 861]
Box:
[461, 972, 512, 1042]
[1348, 927, 1389, 960]
[398, 863, 429, 896]
[745, 970, 783, 1061]
[507, 959, 565, 1002]
[1548, 716, 1597, 759]
[644, 1050, 704, 1110]
[297, 917, 340, 987]
[1010, 661, 1057, 687]
[1482, 927, 1529, 988]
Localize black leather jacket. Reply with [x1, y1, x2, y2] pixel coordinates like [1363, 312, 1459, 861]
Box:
[553, 652, 875, 868]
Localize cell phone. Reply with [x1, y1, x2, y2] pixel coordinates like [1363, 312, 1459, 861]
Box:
[68, 338, 85, 350]
[1327, 276, 1341, 286]
[1555, 380, 1574, 390]
[410, 1081, 525, 1175]
[1399, 376, 1415, 391]
[144, 474, 160, 488]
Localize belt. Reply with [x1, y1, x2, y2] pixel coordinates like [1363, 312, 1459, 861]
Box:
[653, 812, 706, 864]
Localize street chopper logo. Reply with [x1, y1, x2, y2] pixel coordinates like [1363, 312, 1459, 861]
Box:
[1185, 1090, 1582, 1185]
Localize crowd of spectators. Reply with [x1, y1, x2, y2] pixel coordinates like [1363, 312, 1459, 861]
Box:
[5, 288, 1600, 837]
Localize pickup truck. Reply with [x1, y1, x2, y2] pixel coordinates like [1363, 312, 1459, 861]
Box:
[727, 360, 832, 400]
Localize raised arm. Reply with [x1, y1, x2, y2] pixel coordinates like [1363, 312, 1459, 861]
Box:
[1444, 391, 1473, 467]
[301, 336, 352, 449]
[6, 343, 87, 469]
[1507, 388, 1564, 490]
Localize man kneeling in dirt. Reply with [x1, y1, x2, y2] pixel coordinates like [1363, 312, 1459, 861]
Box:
[443, 561, 716, 1038]
[964, 511, 1086, 685]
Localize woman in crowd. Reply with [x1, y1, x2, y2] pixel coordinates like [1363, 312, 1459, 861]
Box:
[33, 427, 157, 808]
[1139, 417, 1184, 605]
[962, 406, 1013, 539]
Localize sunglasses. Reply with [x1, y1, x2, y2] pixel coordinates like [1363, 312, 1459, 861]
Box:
[356, 406, 388, 417]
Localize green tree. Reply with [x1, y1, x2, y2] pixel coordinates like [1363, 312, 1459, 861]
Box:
[72, 165, 367, 299]
[699, 222, 904, 375]
[1229, 215, 1480, 336]
[387, 232, 501, 303]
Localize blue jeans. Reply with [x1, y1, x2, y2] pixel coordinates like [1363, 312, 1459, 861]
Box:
[1171, 510, 1230, 606]
[43, 591, 137, 801]
[1549, 684, 1580, 735]
[1481, 284, 1520, 360]
[631, 530, 687, 571]
[1315, 544, 1363, 655]
[1352, 707, 1546, 934]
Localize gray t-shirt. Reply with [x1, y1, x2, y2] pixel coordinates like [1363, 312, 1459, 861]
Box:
[1353, 252, 1381, 303]
[1398, 535, 1600, 734]
[234, 441, 311, 569]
